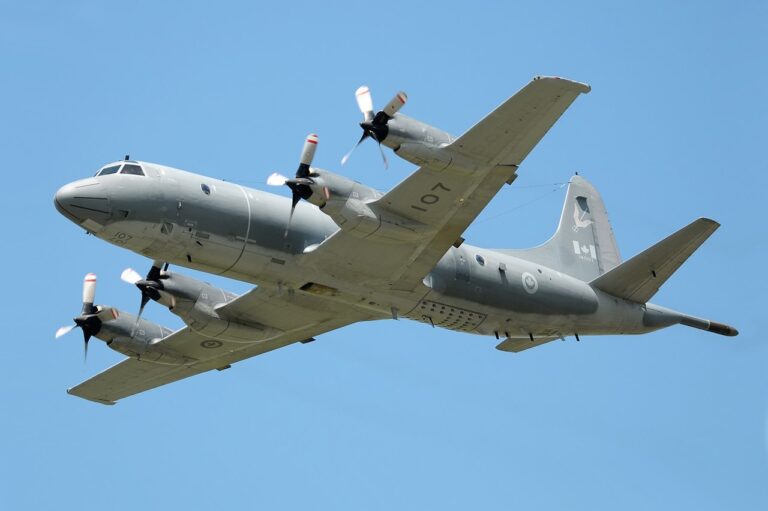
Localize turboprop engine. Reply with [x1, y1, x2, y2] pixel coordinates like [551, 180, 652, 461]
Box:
[268, 135, 429, 243]
[121, 263, 279, 343]
[54, 273, 191, 365]
[340, 85, 467, 170]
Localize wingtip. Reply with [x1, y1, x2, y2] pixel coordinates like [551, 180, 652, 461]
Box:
[697, 217, 721, 229]
[66, 388, 116, 405]
[532, 76, 591, 93]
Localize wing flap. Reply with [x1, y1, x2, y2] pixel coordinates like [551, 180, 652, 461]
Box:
[496, 336, 561, 353]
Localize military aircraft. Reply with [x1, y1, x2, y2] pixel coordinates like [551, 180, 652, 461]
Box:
[53, 76, 737, 405]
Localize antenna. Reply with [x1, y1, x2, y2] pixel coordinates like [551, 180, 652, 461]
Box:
[124, 154, 130, 161]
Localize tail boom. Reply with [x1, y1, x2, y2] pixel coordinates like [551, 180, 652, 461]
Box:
[643, 303, 739, 337]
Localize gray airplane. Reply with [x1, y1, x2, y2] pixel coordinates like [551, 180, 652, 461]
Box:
[53, 77, 737, 405]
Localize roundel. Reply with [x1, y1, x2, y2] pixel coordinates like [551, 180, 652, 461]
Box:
[200, 340, 223, 349]
[521, 272, 539, 294]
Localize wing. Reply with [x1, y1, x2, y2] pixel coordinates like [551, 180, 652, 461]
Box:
[450, 76, 591, 166]
[67, 286, 381, 404]
[309, 77, 590, 290]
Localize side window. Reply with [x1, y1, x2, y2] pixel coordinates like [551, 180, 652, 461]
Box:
[120, 164, 145, 176]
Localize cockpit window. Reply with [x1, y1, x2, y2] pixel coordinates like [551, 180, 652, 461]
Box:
[97, 165, 121, 176]
[120, 164, 145, 176]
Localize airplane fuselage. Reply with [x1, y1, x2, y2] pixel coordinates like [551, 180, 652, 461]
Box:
[55, 162, 660, 345]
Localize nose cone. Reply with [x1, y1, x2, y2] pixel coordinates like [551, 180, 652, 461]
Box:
[54, 179, 112, 227]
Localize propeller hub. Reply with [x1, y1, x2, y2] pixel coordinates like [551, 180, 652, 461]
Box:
[136, 280, 162, 301]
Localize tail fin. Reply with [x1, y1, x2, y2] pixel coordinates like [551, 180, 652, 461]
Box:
[501, 175, 621, 281]
[590, 218, 720, 304]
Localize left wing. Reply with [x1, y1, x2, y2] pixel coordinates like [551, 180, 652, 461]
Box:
[68, 286, 382, 404]
[308, 77, 590, 291]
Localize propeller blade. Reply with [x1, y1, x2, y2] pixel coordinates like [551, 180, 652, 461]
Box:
[83, 333, 90, 362]
[355, 85, 374, 122]
[131, 293, 150, 338]
[341, 131, 369, 166]
[82, 273, 96, 304]
[130, 260, 165, 334]
[81, 273, 97, 314]
[55, 324, 76, 339]
[299, 134, 318, 167]
[284, 190, 302, 238]
[147, 261, 163, 281]
[138, 293, 150, 321]
[120, 268, 142, 285]
[381, 91, 407, 118]
[267, 172, 288, 186]
[369, 131, 389, 169]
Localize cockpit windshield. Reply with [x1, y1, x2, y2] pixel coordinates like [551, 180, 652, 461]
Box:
[97, 165, 121, 176]
[120, 164, 144, 176]
[95, 162, 145, 177]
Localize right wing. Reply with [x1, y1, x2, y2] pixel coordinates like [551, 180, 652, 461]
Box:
[308, 77, 590, 291]
[67, 286, 382, 405]
[450, 76, 591, 166]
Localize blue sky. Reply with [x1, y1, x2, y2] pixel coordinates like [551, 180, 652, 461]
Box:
[2, 1, 766, 509]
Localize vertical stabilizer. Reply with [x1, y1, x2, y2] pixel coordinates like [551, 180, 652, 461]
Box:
[500, 175, 621, 281]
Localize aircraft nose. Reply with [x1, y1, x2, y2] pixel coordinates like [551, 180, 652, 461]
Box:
[54, 179, 112, 226]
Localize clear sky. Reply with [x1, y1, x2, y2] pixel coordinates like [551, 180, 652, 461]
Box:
[2, 1, 766, 509]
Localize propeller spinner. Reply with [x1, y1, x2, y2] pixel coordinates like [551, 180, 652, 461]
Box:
[267, 133, 320, 237]
[341, 86, 407, 168]
[55, 273, 118, 361]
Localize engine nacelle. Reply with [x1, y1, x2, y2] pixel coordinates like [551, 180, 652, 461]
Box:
[382, 114, 453, 150]
[301, 168, 429, 243]
[95, 311, 193, 365]
[183, 301, 279, 343]
[394, 143, 483, 173]
[148, 271, 282, 343]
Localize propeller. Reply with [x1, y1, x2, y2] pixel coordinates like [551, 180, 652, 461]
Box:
[341, 86, 407, 168]
[120, 260, 167, 325]
[55, 273, 118, 361]
[267, 134, 319, 237]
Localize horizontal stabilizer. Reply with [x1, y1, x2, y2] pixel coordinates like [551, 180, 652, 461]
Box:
[590, 218, 719, 303]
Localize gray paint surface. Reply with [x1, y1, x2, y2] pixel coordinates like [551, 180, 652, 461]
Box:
[52, 76, 737, 404]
